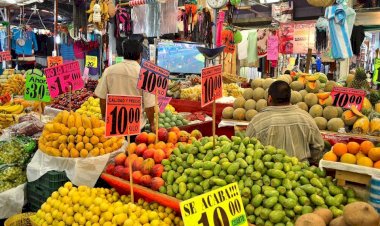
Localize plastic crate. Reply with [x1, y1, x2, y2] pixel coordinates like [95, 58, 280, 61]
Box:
[26, 171, 69, 212]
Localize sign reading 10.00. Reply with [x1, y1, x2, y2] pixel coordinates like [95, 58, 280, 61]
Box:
[137, 60, 170, 96]
[201, 65, 223, 107]
[330, 87, 366, 111]
[24, 69, 51, 102]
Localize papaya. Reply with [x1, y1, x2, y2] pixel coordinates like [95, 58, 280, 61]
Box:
[353, 116, 370, 134]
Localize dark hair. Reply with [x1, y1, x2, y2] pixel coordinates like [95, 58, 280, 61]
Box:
[284, 70, 291, 75]
[122, 39, 143, 61]
[268, 81, 291, 105]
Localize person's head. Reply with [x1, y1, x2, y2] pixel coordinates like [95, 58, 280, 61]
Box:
[122, 39, 143, 62]
[284, 70, 291, 75]
[268, 81, 291, 106]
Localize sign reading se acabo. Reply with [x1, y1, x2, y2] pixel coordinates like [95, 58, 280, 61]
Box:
[180, 182, 248, 226]
[44, 61, 84, 98]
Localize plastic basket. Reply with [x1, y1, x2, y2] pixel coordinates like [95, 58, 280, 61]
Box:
[26, 171, 69, 212]
[4, 213, 35, 226]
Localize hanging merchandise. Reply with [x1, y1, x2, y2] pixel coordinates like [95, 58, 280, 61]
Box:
[11, 27, 38, 56]
[115, 6, 133, 37]
[247, 30, 258, 64]
[315, 17, 329, 53]
[215, 11, 225, 47]
[0, 23, 7, 51]
[184, 0, 198, 38]
[87, 0, 110, 30]
[267, 30, 279, 61]
[325, 3, 356, 60]
[191, 8, 213, 47]
[221, 27, 234, 53]
[73, 0, 87, 35]
[272, 1, 293, 23]
[257, 28, 269, 58]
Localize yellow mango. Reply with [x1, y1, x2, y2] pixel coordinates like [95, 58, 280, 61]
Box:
[82, 115, 92, 129]
[353, 116, 370, 134]
[62, 111, 70, 125]
[74, 112, 83, 128]
[375, 103, 380, 113]
[67, 114, 75, 128]
[45, 123, 55, 133]
[362, 98, 373, 115]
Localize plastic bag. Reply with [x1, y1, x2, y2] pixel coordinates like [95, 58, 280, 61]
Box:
[0, 165, 26, 193]
[0, 183, 26, 219]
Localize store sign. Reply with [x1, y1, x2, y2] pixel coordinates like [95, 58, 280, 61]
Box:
[105, 95, 142, 137]
[47, 56, 63, 68]
[201, 65, 223, 107]
[0, 51, 11, 62]
[137, 60, 170, 97]
[180, 182, 248, 226]
[86, 55, 98, 68]
[115, 57, 124, 64]
[24, 69, 51, 102]
[330, 87, 366, 111]
[279, 22, 316, 54]
[158, 96, 172, 113]
[44, 61, 84, 98]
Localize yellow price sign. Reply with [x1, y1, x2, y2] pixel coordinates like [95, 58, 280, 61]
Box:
[180, 182, 248, 226]
[86, 55, 98, 68]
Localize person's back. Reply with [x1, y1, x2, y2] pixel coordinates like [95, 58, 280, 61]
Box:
[246, 81, 324, 164]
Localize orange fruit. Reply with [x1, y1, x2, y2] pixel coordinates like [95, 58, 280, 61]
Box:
[70, 148, 79, 158]
[360, 141, 375, 155]
[374, 160, 380, 169]
[148, 143, 155, 149]
[340, 153, 356, 164]
[357, 157, 373, 167]
[368, 148, 380, 162]
[347, 142, 360, 154]
[155, 141, 167, 150]
[323, 151, 338, 162]
[127, 143, 137, 154]
[80, 149, 88, 158]
[333, 143, 348, 157]
[356, 152, 366, 160]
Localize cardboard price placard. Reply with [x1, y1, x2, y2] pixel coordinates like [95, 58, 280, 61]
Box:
[0, 51, 11, 62]
[180, 182, 248, 226]
[330, 87, 366, 111]
[47, 56, 63, 68]
[158, 96, 172, 113]
[44, 61, 84, 98]
[137, 60, 170, 96]
[24, 69, 51, 102]
[86, 55, 98, 68]
[201, 65, 223, 107]
[115, 57, 124, 64]
[105, 95, 142, 137]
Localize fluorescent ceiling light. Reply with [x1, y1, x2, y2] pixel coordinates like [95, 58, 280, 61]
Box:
[259, 0, 280, 3]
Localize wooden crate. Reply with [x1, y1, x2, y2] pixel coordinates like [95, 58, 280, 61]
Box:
[335, 170, 371, 186]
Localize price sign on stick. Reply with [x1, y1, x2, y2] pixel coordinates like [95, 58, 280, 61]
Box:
[137, 60, 170, 96]
[158, 96, 172, 113]
[0, 51, 11, 62]
[330, 87, 366, 111]
[105, 95, 142, 137]
[24, 69, 51, 102]
[201, 64, 223, 107]
[44, 61, 84, 98]
[86, 55, 98, 68]
[47, 56, 63, 68]
[180, 182, 248, 226]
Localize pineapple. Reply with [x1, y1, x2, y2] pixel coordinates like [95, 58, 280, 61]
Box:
[350, 67, 370, 90]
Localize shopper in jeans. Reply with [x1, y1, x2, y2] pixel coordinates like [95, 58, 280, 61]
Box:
[246, 81, 324, 164]
[95, 39, 156, 132]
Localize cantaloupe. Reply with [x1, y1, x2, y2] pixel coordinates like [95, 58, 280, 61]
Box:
[291, 91, 303, 104]
[295, 213, 326, 226]
[319, 96, 333, 106]
[324, 81, 337, 92]
[329, 216, 347, 226]
[290, 81, 305, 91]
[342, 110, 358, 126]
[323, 106, 339, 120]
[343, 202, 379, 226]
[243, 88, 254, 100]
[313, 209, 333, 225]
[245, 109, 258, 121]
[306, 80, 321, 93]
[264, 89, 269, 100]
[244, 99, 256, 110]
[251, 78, 263, 89]
[296, 102, 309, 112]
[233, 108, 246, 121]
[314, 117, 328, 130]
[327, 118, 345, 132]
[263, 78, 275, 90]
[309, 105, 323, 118]
[304, 93, 318, 107]
[252, 87, 265, 101]
[222, 107, 234, 119]
[337, 107, 343, 117]
[256, 99, 268, 112]
[233, 97, 246, 109]
[277, 75, 291, 84]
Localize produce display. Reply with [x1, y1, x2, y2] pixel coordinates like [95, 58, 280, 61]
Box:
[0, 74, 25, 96]
[38, 110, 124, 157]
[0, 103, 25, 129]
[167, 76, 201, 99]
[75, 97, 102, 119]
[50, 88, 94, 111]
[0, 136, 36, 192]
[155, 135, 358, 225]
[30, 182, 184, 226]
[222, 73, 379, 135]
[179, 83, 243, 101]
[145, 110, 189, 131]
[323, 141, 380, 168]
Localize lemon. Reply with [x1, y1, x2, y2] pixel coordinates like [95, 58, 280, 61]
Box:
[150, 220, 161, 226]
[65, 216, 74, 225]
[100, 202, 109, 212]
[115, 214, 127, 225]
[91, 206, 101, 216]
[114, 206, 123, 215]
[103, 211, 113, 221]
[91, 215, 99, 223]
[84, 211, 93, 220]
[148, 211, 159, 221]
[57, 221, 65, 226]
[123, 219, 134, 226]
[139, 213, 149, 224]
[58, 187, 69, 196]
[45, 213, 53, 224]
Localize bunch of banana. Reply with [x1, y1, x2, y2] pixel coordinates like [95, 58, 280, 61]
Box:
[1, 75, 25, 96]
[167, 81, 181, 98]
[180, 85, 201, 101]
[0, 104, 24, 114]
[223, 83, 243, 98]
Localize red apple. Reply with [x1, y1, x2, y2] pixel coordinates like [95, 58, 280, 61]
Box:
[151, 177, 165, 191]
[163, 147, 173, 158]
[132, 171, 143, 184]
[105, 163, 115, 174]
[124, 154, 138, 167]
[158, 128, 168, 142]
[114, 153, 127, 166]
[121, 167, 130, 180]
[153, 149, 166, 164]
[135, 143, 147, 156]
[135, 132, 149, 144]
[151, 164, 164, 177]
[142, 148, 155, 159]
[132, 157, 144, 171]
[140, 175, 152, 187]
[113, 165, 125, 178]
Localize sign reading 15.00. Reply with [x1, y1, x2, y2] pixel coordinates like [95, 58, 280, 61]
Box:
[24, 69, 51, 102]
[180, 182, 248, 226]
[137, 60, 170, 96]
[105, 95, 142, 137]
[201, 65, 223, 107]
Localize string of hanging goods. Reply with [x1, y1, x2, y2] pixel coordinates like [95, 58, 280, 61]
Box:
[118, 0, 159, 7]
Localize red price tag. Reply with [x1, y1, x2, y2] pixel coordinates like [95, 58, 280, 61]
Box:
[137, 60, 170, 96]
[201, 65, 223, 107]
[0, 51, 11, 62]
[44, 61, 84, 98]
[47, 56, 63, 68]
[158, 96, 172, 113]
[330, 87, 366, 111]
[105, 95, 142, 137]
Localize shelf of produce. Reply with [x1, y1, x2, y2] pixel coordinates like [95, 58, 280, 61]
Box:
[101, 173, 181, 213]
[321, 131, 380, 145]
[319, 160, 380, 186]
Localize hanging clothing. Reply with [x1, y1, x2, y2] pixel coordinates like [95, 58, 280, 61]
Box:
[325, 4, 356, 60]
[60, 42, 75, 60]
[267, 33, 279, 61]
[0, 30, 7, 51]
[350, 25, 365, 56]
[237, 30, 250, 60]
[35, 34, 54, 56]
[247, 30, 258, 64]
[11, 28, 38, 55]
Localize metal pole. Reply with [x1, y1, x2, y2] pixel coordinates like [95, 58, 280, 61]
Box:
[54, 0, 58, 53]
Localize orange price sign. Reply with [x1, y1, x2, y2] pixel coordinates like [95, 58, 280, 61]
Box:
[0, 51, 11, 62]
[105, 95, 142, 137]
[330, 87, 366, 111]
[47, 56, 63, 68]
[201, 65, 223, 107]
[137, 60, 170, 96]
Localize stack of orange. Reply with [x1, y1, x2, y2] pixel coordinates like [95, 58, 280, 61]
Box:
[323, 140, 380, 168]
